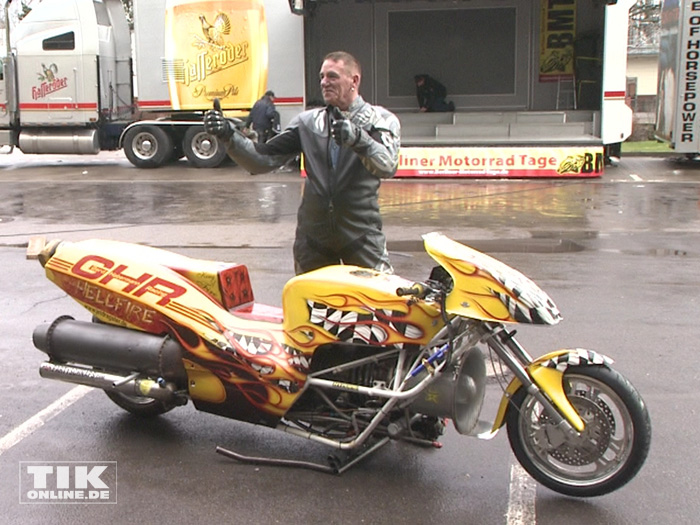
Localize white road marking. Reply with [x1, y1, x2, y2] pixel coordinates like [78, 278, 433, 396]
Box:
[506, 462, 537, 525]
[0, 386, 91, 456]
[629, 173, 643, 182]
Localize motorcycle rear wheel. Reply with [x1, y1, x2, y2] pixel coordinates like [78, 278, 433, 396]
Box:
[506, 365, 651, 497]
[104, 390, 177, 417]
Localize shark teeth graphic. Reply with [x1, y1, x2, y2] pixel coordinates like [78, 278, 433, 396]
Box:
[224, 330, 310, 373]
[306, 300, 423, 346]
[405, 324, 423, 339]
[250, 362, 274, 375]
[284, 346, 302, 357]
[288, 355, 310, 369]
[273, 379, 299, 394]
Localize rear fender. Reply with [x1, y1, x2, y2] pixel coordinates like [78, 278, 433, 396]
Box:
[491, 349, 614, 432]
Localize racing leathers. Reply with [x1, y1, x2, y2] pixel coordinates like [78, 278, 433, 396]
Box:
[218, 96, 401, 274]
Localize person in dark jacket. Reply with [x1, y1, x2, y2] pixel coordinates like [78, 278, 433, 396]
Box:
[245, 90, 280, 143]
[204, 51, 400, 274]
[414, 74, 455, 112]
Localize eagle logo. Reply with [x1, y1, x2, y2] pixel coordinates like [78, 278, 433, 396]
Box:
[198, 13, 231, 48]
[38, 63, 58, 82]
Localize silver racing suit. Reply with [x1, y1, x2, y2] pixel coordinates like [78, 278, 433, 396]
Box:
[222, 95, 401, 274]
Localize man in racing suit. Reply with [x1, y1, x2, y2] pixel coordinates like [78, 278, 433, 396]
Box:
[204, 51, 400, 275]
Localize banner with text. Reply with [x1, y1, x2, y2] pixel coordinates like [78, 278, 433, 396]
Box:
[395, 146, 604, 178]
[539, 0, 576, 81]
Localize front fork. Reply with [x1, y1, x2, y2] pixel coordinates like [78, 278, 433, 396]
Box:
[482, 323, 613, 434]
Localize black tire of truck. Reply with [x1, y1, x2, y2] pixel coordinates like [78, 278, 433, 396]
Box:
[183, 125, 228, 168]
[123, 125, 174, 169]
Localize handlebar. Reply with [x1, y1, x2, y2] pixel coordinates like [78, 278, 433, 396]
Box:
[396, 283, 431, 299]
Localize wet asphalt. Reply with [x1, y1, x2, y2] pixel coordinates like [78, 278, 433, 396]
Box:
[0, 151, 699, 524]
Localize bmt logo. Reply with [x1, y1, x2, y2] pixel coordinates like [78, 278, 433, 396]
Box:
[19, 461, 117, 504]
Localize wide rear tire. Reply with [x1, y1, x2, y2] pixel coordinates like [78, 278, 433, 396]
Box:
[104, 390, 177, 418]
[506, 365, 651, 497]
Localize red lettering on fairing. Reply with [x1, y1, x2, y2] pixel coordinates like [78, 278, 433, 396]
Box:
[133, 277, 187, 306]
[72, 256, 114, 279]
[99, 264, 152, 292]
[70, 255, 186, 307]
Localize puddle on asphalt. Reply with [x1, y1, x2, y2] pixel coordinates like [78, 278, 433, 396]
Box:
[388, 237, 585, 254]
[601, 248, 691, 257]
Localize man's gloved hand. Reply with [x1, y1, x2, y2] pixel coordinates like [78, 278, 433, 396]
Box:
[204, 99, 234, 140]
[329, 106, 362, 147]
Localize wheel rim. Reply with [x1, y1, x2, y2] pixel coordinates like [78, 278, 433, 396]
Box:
[112, 392, 158, 406]
[517, 373, 635, 487]
[189, 131, 218, 160]
[130, 132, 159, 161]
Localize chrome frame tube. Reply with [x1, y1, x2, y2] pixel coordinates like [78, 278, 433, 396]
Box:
[480, 324, 576, 433]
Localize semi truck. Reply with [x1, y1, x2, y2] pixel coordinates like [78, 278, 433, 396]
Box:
[0, 0, 304, 168]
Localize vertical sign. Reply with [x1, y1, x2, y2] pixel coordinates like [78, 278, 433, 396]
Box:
[674, 0, 700, 151]
[656, 0, 680, 142]
[540, 0, 577, 81]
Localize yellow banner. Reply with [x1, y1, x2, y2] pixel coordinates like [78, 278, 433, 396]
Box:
[539, 0, 576, 81]
[395, 146, 603, 178]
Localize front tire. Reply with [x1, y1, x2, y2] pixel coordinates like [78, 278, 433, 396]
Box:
[104, 390, 177, 418]
[506, 365, 651, 497]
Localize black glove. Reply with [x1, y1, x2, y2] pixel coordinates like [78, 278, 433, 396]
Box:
[329, 106, 362, 147]
[203, 99, 234, 140]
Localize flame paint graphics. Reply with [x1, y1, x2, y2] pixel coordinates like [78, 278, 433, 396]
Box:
[167, 314, 308, 417]
[422, 232, 561, 325]
[292, 292, 432, 351]
[441, 257, 518, 322]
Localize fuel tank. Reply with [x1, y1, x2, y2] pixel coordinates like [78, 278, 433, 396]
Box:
[282, 265, 443, 352]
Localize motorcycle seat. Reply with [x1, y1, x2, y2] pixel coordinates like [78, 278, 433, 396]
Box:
[232, 303, 284, 324]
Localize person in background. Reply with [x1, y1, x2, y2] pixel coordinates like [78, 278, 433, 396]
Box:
[414, 74, 455, 113]
[245, 90, 280, 143]
[204, 51, 400, 275]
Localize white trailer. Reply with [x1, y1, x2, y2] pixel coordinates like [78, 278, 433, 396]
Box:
[0, 0, 304, 168]
[656, 0, 700, 154]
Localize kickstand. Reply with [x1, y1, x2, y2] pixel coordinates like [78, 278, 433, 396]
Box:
[216, 436, 390, 475]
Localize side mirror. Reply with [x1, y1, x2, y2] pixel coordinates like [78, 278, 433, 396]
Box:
[289, 0, 316, 16]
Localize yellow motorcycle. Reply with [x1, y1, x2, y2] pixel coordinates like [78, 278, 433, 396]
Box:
[30, 232, 650, 497]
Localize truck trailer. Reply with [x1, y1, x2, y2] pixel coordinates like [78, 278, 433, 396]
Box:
[0, 0, 304, 168]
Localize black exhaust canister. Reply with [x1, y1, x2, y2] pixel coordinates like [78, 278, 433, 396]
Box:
[32, 317, 187, 384]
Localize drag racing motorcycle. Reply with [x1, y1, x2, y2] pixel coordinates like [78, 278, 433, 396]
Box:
[29, 232, 651, 497]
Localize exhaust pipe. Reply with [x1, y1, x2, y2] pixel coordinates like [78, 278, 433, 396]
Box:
[33, 317, 188, 384]
[39, 361, 180, 403]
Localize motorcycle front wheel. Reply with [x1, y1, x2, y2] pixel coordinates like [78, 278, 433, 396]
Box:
[506, 365, 651, 497]
[104, 390, 177, 418]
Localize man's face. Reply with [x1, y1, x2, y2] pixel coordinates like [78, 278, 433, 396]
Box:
[320, 59, 358, 110]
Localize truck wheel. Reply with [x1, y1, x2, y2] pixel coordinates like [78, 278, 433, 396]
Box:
[183, 126, 228, 168]
[123, 126, 173, 169]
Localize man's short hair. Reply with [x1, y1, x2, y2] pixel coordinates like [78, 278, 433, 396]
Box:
[265, 90, 275, 97]
[323, 51, 361, 76]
